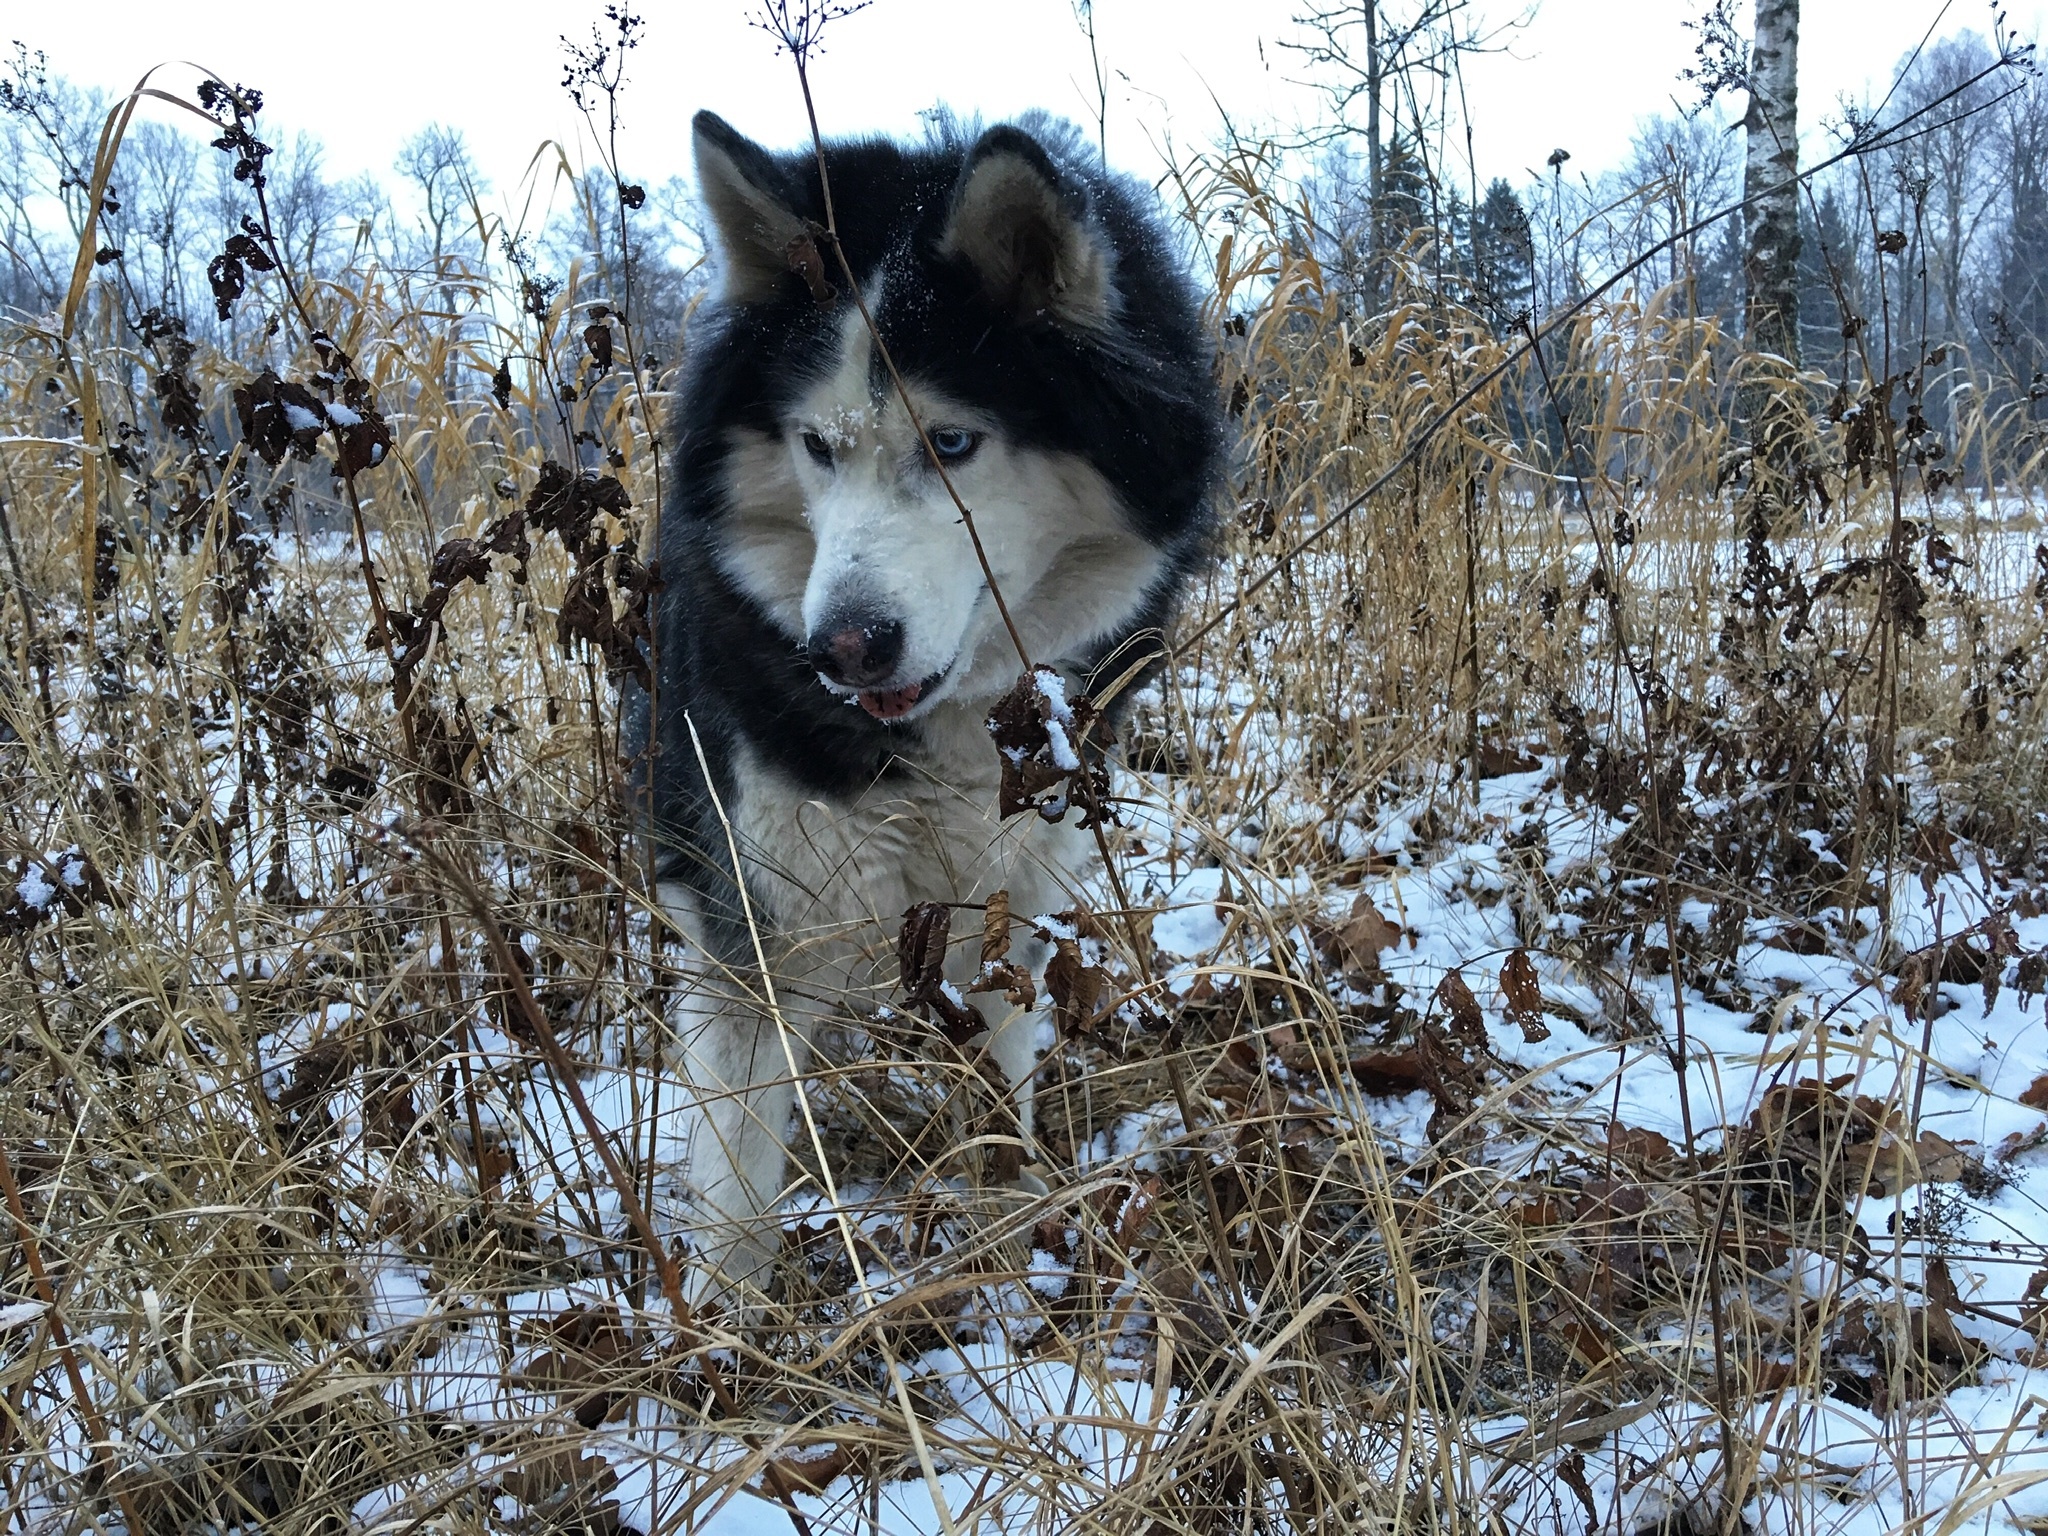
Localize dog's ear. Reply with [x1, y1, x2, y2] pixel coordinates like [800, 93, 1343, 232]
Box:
[941, 126, 1114, 328]
[694, 111, 809, 302]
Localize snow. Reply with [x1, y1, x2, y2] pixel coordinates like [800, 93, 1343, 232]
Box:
[281, 400, 324, 434]
[1034, 666, 1081, 772]
[21, 518, 2048, 1536]
[1150, 867, 1227, 958]
[14, 863, 55, 911]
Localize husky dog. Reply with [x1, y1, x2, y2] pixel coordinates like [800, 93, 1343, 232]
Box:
[633, 110, 1220, 1301]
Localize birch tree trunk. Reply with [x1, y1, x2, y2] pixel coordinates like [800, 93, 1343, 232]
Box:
[1365, 2, 1383, 298]
[1742, 0, 1801, 364]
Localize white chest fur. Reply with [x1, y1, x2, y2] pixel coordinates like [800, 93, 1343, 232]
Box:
[727, 700, 1096, 994]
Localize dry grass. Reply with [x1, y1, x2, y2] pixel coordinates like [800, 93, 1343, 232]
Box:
[3, 60, 2048, 1536]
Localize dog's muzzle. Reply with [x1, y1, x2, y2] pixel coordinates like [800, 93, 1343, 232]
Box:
[807, 618, 947, 721]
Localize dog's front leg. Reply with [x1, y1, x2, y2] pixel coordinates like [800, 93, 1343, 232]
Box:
[659, 889, 815, 1308]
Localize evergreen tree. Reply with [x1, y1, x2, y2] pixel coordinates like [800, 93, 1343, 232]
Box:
[1470, 178, 1533, 328]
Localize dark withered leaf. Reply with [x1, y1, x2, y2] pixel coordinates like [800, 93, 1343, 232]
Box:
[429, 537, 492, 590]
[785, 229, 838, 304]
[985, 666, 1105, 824]
[523, 460, 632, 559]
[896, 900, 984, 1043]
[320, 760, 379, 810]
[1500, 949, 1549, 1042]
[555, 550, 659, 690]
[966, 888, 1036, 1006]
[1436, 969, 1486, 1047]
[225, 231, 274, 272]
[329, 382, 393, 481]
[1038, 911, 1113, 1038]
[276, 1036, 355, 1114]
[152, 367, 204, 442]
[207, 252, 246, 321]
[1313, 893, 1400, 976]
[2018, 951, 2048, 1002]
[582, 321, 614, 370]
[491, 358, 513, 409]
[0, 848, 112, 935]
[233, 370, 326, 466]
[899, 901, 951, 1000]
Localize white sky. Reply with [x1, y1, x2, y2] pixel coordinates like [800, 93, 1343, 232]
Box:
[16, 0, 2043, 214]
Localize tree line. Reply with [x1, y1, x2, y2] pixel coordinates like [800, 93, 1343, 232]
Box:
[1284, 8, 2048, 489]
[0, 43, 707, 373]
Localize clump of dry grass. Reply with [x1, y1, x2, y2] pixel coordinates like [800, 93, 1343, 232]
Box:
[3, 50, 2048, 1536]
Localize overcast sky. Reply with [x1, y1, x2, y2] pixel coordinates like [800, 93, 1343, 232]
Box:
[14, 0, 2042, 216]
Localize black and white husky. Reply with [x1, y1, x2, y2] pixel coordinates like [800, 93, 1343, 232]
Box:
[633, 110, 1220, 1301]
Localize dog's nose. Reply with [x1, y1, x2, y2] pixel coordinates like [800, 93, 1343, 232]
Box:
[808, 618, 904, 687]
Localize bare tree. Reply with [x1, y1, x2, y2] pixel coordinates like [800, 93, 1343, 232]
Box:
[1890, 33, 2000, 347]
[108, 122, 206, 318]
[1742, 0, 1801, 364]
[1282, 0, 1508, 304]
[395, 125, 486, 276]
[1621, 109, 1741, 297]
[1990, 73, 2048, 419]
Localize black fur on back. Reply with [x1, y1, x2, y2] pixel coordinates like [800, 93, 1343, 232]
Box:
[626, 113, 1223, 955]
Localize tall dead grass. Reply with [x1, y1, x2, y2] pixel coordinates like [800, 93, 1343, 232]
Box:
[0, 56, 2046, 1536]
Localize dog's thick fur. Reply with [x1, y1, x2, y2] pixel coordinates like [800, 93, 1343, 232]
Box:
[631, 110, 1221, 1300]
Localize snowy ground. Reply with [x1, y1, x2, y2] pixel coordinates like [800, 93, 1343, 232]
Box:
[8, 518, 2048, 1535]
[294, 741, 2048, 1535]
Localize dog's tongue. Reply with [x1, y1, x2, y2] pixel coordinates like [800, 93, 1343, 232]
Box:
[858, 681, 923, 720]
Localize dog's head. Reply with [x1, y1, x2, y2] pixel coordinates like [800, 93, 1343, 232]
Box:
[686, 112, 1215, 725]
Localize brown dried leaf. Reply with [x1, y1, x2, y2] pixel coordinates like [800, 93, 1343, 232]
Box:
[1315, 893, 1401, 975]
[495, 1443, 625, 1527]
[1914, 819, 1959, 873]
[276, 1037, 355, 1114]
[2017, 952, 2047, 1005]
[1912, 1130, 1968, 1187]
[1477, 741, 1541, 778]
[1436, 969, 1485, 1047]
[980, 889, 1011, 967]
[1115, 1175, 1162, 1249]
[897, 901, 983, 1043]
[513, 1306, 640, 1429]
[1415, 1021, 1483, 1141]
[1893, 955, 1929, 1022]
[966, 888, 1035, 1006]
[765, 1441, 858, 1495]
[1500, 949, 1549, 1042]
[785, 228, 838, 304]
[985, 666, 1105, 824]
[1558, 1450, 1599, 1525]
[899, 901, 951, 998]
[1042, 930, 1110, 1038]
[1605, 1122, 1676, 1165]
[1919, 1257, 1986, 1370]
[1343, 1049, 1430, 1096]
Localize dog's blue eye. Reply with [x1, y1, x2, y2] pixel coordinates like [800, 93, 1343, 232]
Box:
[800, 430, 834, 464]
[928, 427, 979, 462]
